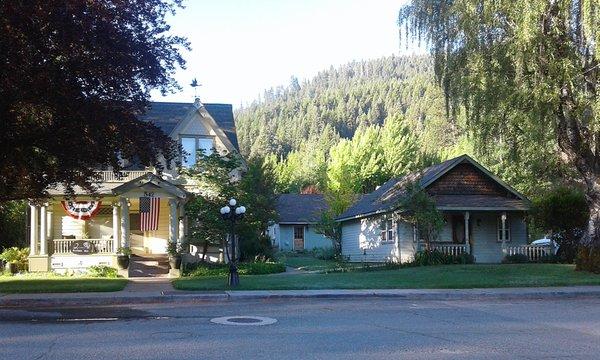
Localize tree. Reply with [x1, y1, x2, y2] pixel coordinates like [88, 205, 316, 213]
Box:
[397, 183, 445, 250]
[0, 0, 188, 201]
[0, 201, 27, 249]
[184, 153, 278, 262]
[184, 152, 240, 262]
[237, 157, 278, 260]
[532, 187, 589, 263]
[399, 1, 600, 254]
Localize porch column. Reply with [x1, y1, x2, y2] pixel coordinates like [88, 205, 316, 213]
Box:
[120, 197, 130, 248]
[39, 204, 47, 255]
[112, 203, 120, 252]
[169, 199, 178, 244]
[29, 204, 38, 256]
[178, 205, 186, 247]
[501, 212, 507, 253]
[464, 211, 471, 254]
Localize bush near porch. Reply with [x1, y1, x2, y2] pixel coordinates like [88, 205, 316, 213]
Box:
[182, 261, 286, 277]
[173, 264, 600, 291]
[0, 272, 127, 294]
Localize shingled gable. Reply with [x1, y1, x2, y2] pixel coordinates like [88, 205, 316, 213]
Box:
[139, 101, 240, 152]
[336, 154, 530, 222]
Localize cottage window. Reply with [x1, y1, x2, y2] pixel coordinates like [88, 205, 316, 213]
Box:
[497, 215, 511, 242]
[380, 216, 395, 243]
[181, 136, 215, 168]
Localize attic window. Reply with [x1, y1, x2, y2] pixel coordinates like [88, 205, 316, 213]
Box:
[181, 136, 214, 168]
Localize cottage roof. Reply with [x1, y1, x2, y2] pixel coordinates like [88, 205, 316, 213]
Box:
[336, 154, 530, 222]
[139, 102, 239, 151]
[276, 194, 329, 224]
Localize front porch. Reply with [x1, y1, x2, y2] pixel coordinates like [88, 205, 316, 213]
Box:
[420, 210, 551, 262]
[28, 173, 189, 273]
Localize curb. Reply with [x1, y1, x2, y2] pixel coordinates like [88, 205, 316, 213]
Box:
[0, 293, 228, 308]
[2, 288, 600, 308]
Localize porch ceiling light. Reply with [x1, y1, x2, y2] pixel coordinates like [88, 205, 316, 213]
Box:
[229, 198, 237, 206]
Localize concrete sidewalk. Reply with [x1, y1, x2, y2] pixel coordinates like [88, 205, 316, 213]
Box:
[2, 285, 600, 308]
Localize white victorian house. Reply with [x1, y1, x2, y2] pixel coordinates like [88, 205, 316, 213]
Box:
[27, 99, 240, 273]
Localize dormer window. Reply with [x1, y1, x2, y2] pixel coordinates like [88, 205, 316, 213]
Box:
[181, 136, 214, 168]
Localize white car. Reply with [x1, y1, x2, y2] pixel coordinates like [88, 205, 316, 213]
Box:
[531, 237, 559, 255]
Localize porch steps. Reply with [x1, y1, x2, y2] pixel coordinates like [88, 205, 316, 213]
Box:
[128, 255, 170, 278]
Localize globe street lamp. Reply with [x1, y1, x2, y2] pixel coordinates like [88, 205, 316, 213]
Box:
[220, 198, 246, 287]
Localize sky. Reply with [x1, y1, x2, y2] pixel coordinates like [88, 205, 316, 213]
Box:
[151, 0, 417, 107]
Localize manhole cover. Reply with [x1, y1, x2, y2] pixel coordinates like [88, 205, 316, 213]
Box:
[210, 316, 277, 326]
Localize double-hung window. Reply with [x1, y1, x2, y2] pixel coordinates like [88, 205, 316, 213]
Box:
[497, 215, 511, 242]
[181, 136, 215, 168]
[380, 215, 395, 243]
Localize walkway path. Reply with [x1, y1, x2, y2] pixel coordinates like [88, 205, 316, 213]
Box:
[124, 277, 174, 293]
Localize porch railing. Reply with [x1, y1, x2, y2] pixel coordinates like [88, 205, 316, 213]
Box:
[431, 243, 467, 256]
[505, 245, 552, 261]
[52, 239, 114, 255]
[98, 170, 149, 182]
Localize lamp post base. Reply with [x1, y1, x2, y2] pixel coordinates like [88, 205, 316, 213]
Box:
[228, 265, 240, 287]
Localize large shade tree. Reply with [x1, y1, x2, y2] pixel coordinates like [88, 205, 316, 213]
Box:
[0, 0, 188, 201]
[398, 1, 600, 251]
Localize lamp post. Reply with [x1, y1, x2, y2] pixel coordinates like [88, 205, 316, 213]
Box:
[220, 198, 246, 287]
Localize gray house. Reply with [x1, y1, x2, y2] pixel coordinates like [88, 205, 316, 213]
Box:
[269, 194, 332, 252]
[336, 155, 534, 263]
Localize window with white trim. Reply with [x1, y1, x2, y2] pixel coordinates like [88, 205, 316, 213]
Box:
[181, 136, 215, 168]
[497, 215, 511, 242]
[380, 215, 395, 243]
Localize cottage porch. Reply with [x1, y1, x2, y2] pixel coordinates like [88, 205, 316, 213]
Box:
[421, 210, 551, 262]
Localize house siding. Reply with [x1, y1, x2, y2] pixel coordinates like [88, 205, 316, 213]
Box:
[471, 211, 527, 263]
[277, 224, 331, 251]
[341, 216, 399, 262]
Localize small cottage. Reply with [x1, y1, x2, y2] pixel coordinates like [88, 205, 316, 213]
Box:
[269, 194, 332, 252]
[336, 155, 533, 263]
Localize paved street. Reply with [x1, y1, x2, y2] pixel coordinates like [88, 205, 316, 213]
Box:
[1, 297, 600, 359]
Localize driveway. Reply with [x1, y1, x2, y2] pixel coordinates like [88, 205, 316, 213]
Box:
[1, 297, 599, 359]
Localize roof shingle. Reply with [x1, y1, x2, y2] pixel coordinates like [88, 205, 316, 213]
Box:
[276, 194, 329, 224]
[139, 102, 239, 151]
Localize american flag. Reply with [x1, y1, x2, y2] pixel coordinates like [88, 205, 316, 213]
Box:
[140, 197, 160, 231]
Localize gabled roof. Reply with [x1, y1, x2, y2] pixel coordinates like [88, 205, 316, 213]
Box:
[276, 194, 329, 224]
[336, 154, 530, 222]
[112, 173, 188, 199]
[139, 101, 239, 151]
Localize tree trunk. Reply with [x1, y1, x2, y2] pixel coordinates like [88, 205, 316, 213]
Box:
[201, 239, 209, 261]
[555, 83, 600, 251]
[583, 181, 600, 249]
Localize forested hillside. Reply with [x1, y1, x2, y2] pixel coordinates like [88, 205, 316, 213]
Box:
[237, 56, 457, 158]
[235, 55, 566, 198]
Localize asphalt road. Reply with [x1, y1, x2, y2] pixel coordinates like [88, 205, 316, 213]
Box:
[1, 297, 600, 359]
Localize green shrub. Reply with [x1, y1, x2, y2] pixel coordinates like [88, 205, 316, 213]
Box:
[313, 247, 336, 261]
[0, 247, 29, 271]
[502, 254, 530, 264]
[184, 261, 286, 277]
[410, 250, 475, 266]
[576, 247, 600, 273]
[538, 254, 560, 263]
[242, 261, 286, 275]
[87, 265, 119, 278]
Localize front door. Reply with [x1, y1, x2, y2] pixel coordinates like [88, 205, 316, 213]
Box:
[293, 226, 305, 251]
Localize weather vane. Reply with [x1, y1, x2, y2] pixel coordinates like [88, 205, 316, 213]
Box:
[190, 77, 202, 99]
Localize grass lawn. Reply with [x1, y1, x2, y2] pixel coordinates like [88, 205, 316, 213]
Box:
[173, 264, 600, 291]
[276, 253, 340, 272]
[0, 275, 128, 294]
